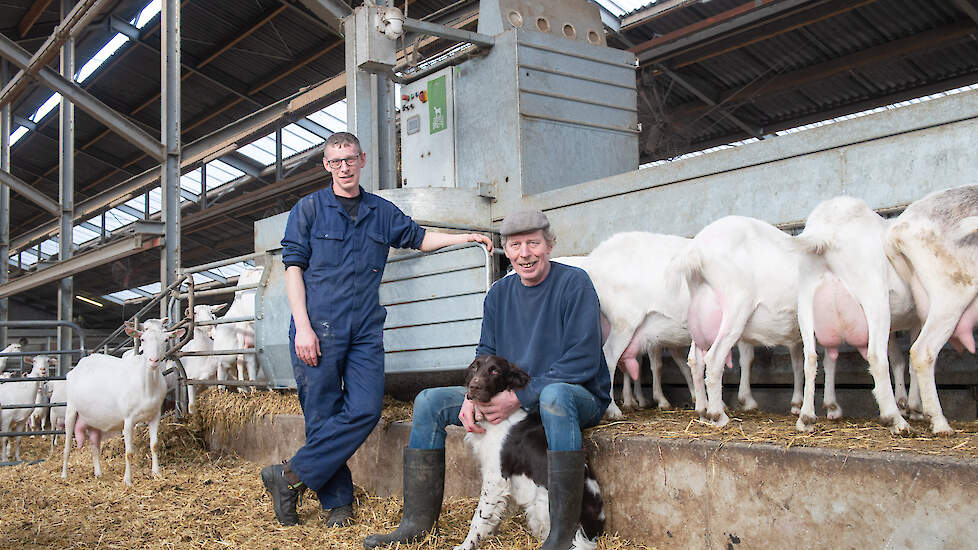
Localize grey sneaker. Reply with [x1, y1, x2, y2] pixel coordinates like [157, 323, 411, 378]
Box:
[260, 463, 305, 526]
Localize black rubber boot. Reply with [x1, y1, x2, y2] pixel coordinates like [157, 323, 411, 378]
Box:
[539, 450, 585, 550]
[260, 462, 306, 526]
[325, 504, 354, 527]
[362, 448, 445, 548]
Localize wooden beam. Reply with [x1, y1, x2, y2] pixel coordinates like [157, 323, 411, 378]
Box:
[17, 0, 53, 38]
[197, 4, 288, 69]
[670, 0, 881, 69]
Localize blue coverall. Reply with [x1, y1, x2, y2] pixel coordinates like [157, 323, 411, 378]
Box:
[280, 184, 426, 509]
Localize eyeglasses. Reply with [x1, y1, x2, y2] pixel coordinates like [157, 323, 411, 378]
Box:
[325, 155, 362, 169]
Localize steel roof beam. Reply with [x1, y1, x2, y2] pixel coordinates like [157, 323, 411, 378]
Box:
[10, 77, 344, 253]
[112, 203, 144, 219]
[0, 169, 60, 215]
[0, 234, 161, 299]
[219, 151, 270, 180]
[631, 0, 816, 64]
[657, 63, 764, 139]
[2, 0, 111, 108]
[296, 0, 351, 36]
[293, 117, 333, 140]
[0, 34, 166, 161]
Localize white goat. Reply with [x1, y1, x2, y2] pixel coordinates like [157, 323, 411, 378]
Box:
[795, 197, 917, 434]
[555, 233, 758, 419]
[180, 304, 227, 412]
[214, 267, 263, 388]
[681, 216, 807, 428]
[62, 322, 185, 485]
[0, 355, 54, 461]
[885, 185, 978, 434]
[0, 341, 25, 376]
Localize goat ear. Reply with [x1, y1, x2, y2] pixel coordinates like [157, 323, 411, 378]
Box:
[124, 324, 136, 336]
[213, 303, 230, 314]
[160, 317, 169, 326]
[507, 362, 531, 390]
[168, 328, 187, 340]
[25, 356, 34, 365]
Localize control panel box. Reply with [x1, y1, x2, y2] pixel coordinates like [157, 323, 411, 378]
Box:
[399, 66, 456, 188]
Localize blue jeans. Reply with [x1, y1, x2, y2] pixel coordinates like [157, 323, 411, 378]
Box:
[409, 383, 605, 451]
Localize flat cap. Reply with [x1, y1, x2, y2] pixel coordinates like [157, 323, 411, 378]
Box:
[499, 209, 550, 236]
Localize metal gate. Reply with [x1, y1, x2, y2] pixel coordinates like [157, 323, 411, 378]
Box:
[256, 241, 495, 388]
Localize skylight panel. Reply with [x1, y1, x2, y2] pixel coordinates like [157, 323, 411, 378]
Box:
[206, 160, 245, 185]
[237, 140, 278, 165]
[323, 100, 348, 127]
[138, 281, 162, 295]
[106, 208, 138, 229]
[134, 0, 162, 29]
[76, 34, 129, 83]
[106, 289, 142, 301]
[9, 126, 28, 146]
[31, 93, 61, 124]
[124, 196, 149, 216]
[147, 188, 162, 213]
[181, 168, 202, 195]
[282, 124, 322, 149]
[306, 110, 346, 133]
[72, 225, 99, 245]
[39, 239, 59, 257]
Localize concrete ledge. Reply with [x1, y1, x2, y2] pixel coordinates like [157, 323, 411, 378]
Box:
[207, 416, 977, 549]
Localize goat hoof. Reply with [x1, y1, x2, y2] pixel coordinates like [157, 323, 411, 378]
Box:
[931, 418, 953, 436]
[738, 397, 758, 411]
[790, 402, 802, 415]
[656, 401, 673, 410]
[825, 403, 842, 420]
[795, 419, 814, 433]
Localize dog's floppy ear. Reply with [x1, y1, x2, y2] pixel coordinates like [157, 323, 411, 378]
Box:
[505, 360, 531, 390]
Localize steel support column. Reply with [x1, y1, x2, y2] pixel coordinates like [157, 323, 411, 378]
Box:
[160, 0, 181, 318]
[344, 5, 397, 192]
[58, 0, 75, 373]
[0, 61, 9, 347]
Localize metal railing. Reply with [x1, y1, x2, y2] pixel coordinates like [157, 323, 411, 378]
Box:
[0, 320, 88, 466]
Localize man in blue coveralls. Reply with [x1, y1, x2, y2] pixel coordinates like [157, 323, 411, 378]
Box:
[261, 132, 493, 528]
[364, 209, 610, 550]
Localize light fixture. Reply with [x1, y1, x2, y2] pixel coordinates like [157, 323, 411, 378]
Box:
[76, 295, 104, 308]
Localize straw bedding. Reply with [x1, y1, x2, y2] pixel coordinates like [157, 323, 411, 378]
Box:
[3, 388, 976, 549]
[0, 389, 651, 550]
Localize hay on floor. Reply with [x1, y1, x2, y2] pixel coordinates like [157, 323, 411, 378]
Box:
[586, 408, 978, 459]
[0, 408, 652, 549]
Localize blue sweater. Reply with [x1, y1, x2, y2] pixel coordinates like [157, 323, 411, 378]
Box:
[475, 262, 611, 413]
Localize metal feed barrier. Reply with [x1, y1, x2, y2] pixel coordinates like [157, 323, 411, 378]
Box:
[0, 320, 87, 466]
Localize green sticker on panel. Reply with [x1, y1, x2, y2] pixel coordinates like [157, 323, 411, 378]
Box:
[428, 75, 448, 134]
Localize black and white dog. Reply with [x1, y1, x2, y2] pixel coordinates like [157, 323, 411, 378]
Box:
[454, 355, 604, 550]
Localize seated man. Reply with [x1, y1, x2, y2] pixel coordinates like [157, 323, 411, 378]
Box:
[364, 210, 611, 550]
